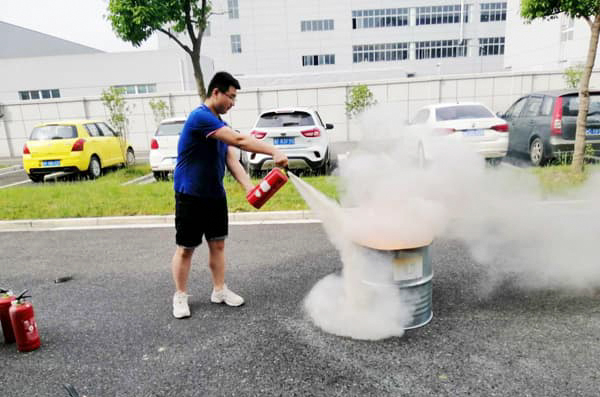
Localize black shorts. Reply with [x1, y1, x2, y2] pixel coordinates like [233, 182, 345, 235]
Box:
[175, 192, 228, 248]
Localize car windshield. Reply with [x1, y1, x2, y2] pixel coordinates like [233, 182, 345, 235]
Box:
[157, 121, 184, 136]
[29, 125, 77, 140]
[435, 105, 494, 121]
[563, 95, 600, 116]
[256, 111, 315, 127]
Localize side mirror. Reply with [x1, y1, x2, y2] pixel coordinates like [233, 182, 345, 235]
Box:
[325, 123, 334, 130]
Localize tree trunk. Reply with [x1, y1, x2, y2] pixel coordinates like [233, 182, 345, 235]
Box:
[190, 48, 207, 100]
[572, 16, 600, 172]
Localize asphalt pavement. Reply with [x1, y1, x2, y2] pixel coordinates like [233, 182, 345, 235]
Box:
[1, 223, 599, 396]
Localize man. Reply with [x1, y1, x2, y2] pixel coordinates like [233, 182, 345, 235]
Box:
[171, 71, 288, 319]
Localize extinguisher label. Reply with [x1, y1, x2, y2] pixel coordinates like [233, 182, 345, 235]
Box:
[23, 319, 39, 341]
[260, 180, 271, 192]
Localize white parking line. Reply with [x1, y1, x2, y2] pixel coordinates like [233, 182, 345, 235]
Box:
[0, 179, 32, 189]
[121, 173, 154, 186]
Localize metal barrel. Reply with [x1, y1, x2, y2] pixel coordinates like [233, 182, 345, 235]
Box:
[362, 244, 433, 329]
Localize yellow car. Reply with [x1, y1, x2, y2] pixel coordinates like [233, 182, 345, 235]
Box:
[22, 120, 135, 182]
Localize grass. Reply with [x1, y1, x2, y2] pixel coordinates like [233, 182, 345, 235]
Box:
[0, 165, 340, 220]
[0, 163, 596, 220]
[531, 164, 598, 195]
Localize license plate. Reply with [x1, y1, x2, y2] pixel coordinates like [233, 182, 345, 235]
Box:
[274, 137, 295, 145]
[463, 129, 484, 137]
[586, 128, 600, 135]
[42, 160, 60, 167]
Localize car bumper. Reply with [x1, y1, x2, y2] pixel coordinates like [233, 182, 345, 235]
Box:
[249, 146, 327, 170]
[149, 151, 177, 172]
[23, 153, 88, 174]
[549, 137, 600, 156]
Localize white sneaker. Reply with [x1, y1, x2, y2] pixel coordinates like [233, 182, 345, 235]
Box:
[172, 291, 191, 318]
[210, 284, 244, 307]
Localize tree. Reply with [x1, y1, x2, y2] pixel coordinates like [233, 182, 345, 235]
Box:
[521, 0, 600, 172]
[107, 0, 211, 99]
[345, 84, 377, 119]
[563, 63, 584, 88]
[101, 86, 131, 157]
[149, 98, 171, 126]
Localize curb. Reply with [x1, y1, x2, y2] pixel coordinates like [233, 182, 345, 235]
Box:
[0, 210, 318, 232]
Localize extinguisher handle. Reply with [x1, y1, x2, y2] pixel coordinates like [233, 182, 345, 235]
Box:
[15, 289, 31, 301]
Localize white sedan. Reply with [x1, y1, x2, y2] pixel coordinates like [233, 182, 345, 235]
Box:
[408, 102, 509, 165]
[149, 117, 186, 180]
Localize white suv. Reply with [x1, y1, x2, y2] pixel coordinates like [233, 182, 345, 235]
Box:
[149, 117, 186, 180]
[248, 107, 333, 175]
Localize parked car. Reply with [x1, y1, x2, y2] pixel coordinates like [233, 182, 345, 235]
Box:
[408, 102, 509, 165]
[501, 89, 600, 166]
[247, 107, 333, 175]
[149, 117, 248, 181]
[22, 120, 135, 182]
[149, 117, 186, 181]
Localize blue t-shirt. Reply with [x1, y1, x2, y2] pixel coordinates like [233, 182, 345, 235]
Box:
[174, 105, 229, 198]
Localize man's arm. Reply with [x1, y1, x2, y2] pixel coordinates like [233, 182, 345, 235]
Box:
[226, 146, 253, 193]
[211, 126, 288, 167]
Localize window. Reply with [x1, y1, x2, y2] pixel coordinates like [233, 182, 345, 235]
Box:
[540, 96, 554, 116]
[435, 105, 494, 121]
[97, 122, 118, 137]
[302, 54, 335, 66]
[480, 3, 507, 22]
[352, 8, 408, 29]
[29, 125, 77, 140]
[85, 123, 101, 137]
[18, 89, 60, 101]
[412, 109, 430, 124]
[157, 121, 185, 136]
[301, 19, 334, 32]
[561, 16, 575, 41]
[352, 42, 408, 63]
[416, 5, 469, 25]
[257, 111, 315, 128]
[479, 37, 505, 56]
[506, 98, 527, 118]
[416, 40, 468, 59]
[228, 0, 239, 19]
[523, 97, 543, 117]
[114, 84, 157, 95]
[231, 34, 242, 53]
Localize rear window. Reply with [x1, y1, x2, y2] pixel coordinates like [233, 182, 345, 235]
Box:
[29, 125, 77, 140]
[562, 95, 600, 117]
[435, 105, 494, 121]
[256, 111, 315, 128]
[157, 121, 184, 136]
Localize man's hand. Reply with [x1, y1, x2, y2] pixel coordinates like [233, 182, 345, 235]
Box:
[273, 150, 288, 168]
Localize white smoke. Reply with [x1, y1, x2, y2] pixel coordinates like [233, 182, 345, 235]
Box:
[292, 102, 600, 340]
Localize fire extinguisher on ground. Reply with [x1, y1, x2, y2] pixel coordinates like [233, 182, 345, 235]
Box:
[246, 167, 288, 209]
[9, 289, 41, 352]
[0, 288, 16, 344]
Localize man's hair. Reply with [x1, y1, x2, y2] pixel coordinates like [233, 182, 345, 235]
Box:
[207, 71, 241, 97]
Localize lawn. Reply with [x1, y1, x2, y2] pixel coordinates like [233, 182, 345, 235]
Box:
[0, 165, 339, 220]
[0, 164, 596, 220]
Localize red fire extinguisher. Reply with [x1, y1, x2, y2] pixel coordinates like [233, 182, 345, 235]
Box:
[9, 289, 41, 352]
[0, 288, 16, 344]
[246, 167, 288, 209]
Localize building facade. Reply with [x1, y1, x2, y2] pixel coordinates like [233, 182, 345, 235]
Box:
[504, 0, 600, 73]
[157, 0, 509, 86]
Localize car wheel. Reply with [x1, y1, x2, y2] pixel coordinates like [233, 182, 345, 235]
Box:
[153, 171, 168, 181]
[28, 174, 44, 183]
[529, 137, 546, 166]
[318, 151, 331, 175]
[486, 158, 502, 167]
[87, 156, 102, 179]
[126, 148, 135, 167]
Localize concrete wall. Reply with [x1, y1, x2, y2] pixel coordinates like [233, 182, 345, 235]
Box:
[2, 69, 598, 158]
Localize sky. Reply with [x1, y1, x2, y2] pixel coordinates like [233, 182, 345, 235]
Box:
[2, 0, 156, 52]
